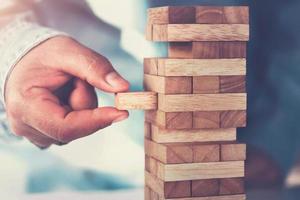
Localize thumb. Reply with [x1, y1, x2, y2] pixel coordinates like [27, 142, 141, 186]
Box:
[25, 91, 129, 143]
[56, 38, 130, 93]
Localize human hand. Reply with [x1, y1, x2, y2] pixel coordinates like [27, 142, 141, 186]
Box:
[5, 36, 130, 148]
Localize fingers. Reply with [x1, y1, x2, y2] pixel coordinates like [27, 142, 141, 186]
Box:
[56, 38, 130, 93]
[69, 78, 98, 110]
[25, 89, 128, 143]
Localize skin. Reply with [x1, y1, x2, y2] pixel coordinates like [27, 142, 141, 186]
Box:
[5, 36, 130, 148]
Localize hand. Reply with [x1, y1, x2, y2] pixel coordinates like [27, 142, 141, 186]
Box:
[5, 36, 130, 148]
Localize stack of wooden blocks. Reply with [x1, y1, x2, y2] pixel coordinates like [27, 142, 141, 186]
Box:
[115, 5, 249, 200]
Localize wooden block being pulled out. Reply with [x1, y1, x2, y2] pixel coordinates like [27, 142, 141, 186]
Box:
[115, 92, 157, 110]
[152, 24, 249, 42]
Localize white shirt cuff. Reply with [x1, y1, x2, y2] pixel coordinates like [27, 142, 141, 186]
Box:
[0, 19, 67, 106]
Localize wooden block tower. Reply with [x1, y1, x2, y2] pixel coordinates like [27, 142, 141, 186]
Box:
[116, 5, 249, 200]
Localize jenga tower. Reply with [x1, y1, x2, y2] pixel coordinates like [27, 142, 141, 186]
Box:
[115, 5, 249, 200]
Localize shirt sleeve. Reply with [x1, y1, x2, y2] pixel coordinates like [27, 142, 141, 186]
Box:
[0, 0, 67, 105]
[0, 0, 67, 140]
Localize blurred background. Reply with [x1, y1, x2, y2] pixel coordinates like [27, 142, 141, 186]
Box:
[1, 0, 300, 199]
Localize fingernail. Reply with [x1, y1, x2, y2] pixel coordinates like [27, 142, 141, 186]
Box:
[105, 72, 128, 88]
[113, 114, 128, 123]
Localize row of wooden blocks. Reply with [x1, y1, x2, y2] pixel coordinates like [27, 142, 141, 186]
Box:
[146, 6, 249, 42]
[144, 123, 246, 199]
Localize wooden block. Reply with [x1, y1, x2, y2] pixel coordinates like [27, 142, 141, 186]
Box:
[156, 160, 244, 181]
[145, 110, 193, 129]
[223, 7, 249, 24]
[164, 181, 191, 198]
[192, 42, 220, 59]
[145, 155, 151, 172]
[193, 111, 220, 129]
[220, 110, 246, 128]
[193, 76, 220, 94]
[193, 144, 220, 163]
[151, 125, 237, 143]
[221, 143, 246, 161]
[145, 139, 193, 164]
[219, 178, 245, 195]
[144, 74, 192, 94]
[158, 93, 247, 112]
[220, 42, 247, 58]
[144, 58, 158, 75]
[115, 92, 157, 110]
[159, 194, 246, 200]
[145, 122, 151, 139]
[220, 76, 246, 93]
[168, 42, 193, 58]
[168, 42, 220, 59]
[192, 179, 219, 197]
[146, 19, 153, 40]
[145, 186, 151, 200]
[147, 6, 196, 24]
[195, 6, 223, 23]
[145, 171, 191, 198]
[151, 190, 160, 200]
[156, 58, 246, 76]
[169, 42, 246, 59]
[152, 24, 249, 42]
[145, 155, 158, 174]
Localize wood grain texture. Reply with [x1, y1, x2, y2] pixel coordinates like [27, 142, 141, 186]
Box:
[168, 42, 220, 59]
[168, 42, 246, 59]
[145, 171, 191, 198]
[221, 143, 246, 161]
[220, 110, 247, 128]
[151, 126, 237, 143]
[115, 92, 157, 110]
[144, 74, 192, 94]
[223, 7, 249, 24]
[145, 139, 193, 164]
[144, 58, 158, 75]
[145, 155, 157, 174]
[157, 161, 245, 181]
[147, 6, 248, 24]
[147, 6, 196, 24]
[158, 93, 247, 112]
[220, 76, 246, 93]
[193, 111, 220, 129]
[220, 42, 247, 58]
[219, 178, 245, 195]
[145, 110, 193, 129]
[164, 181, 191, 198]
[156, 58, 246, 76]
[193, 144, 220, 163]
[195, 6, 223, 23]
[145, 122, 151, 139]
[168, 42, 194, 58]
[193, 76, 220, 94]
[145, 186, 151, 200]
[192, 179, 219, 197]
[152, 24, 249, 42]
